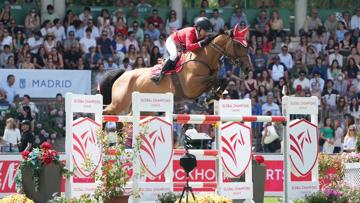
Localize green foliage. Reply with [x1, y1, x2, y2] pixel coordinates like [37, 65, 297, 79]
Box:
[157, 192, 179, 203]
[49, 194, 96, 203]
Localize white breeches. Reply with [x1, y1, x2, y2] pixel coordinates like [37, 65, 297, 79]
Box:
[166, 37, 178, 61]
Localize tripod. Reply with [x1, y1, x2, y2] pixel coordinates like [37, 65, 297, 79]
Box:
[179, 173, 195, 203]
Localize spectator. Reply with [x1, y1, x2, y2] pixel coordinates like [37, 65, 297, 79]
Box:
[278, 45, 293, 70]
[294, 36, 308, 61]
[251, 47, 268, 74]
[80, 27, 96, 54]
[333, 120, 343, 153]
[64, 45, 82, 69]
[334, 72, 349, 97]
[97, 30, 114, 60]
[128, 21, 144, 44]
[112, 8, 127, 26]
[350, 7, 360, 31]
[346, 57, 360, 79]
[67, 19, 84, 40]
[63, 10, 76, 30]
[200, 0, 209, 9]
[13, 30, 25, 52]
[0, 1, 13, 26]
[319, 117, 335, 153]
[97, 9, 111, 28]
[290, 59, 308, 78]
[85, 46, 100, 69]
[113, 33, 126, 64]
[257, 85, 268, 105]
[128, 8, 146, 28]
[136, 0, 152, 16]
[1, 74, 17, 104]
[302, 45, 317, 68]
[261, 111, 281, 153]
[19, 53, 35, 69]
[0, 45, 14, 68]
[301, 8, 322, 37]
[94, 60, 106, 85]
[339, 32, 353, 55]
[293, 70, 310, 91]
[99, 17, 114, 38]
[147, 9, 164, 31]
[33, 46, 46, 69]
[342, 10, 352, 29]
[311, 26, 329, 54]
[1, 29, 13, 51]
[104, 57, 119, 70]
[52, 18, 66, 42]
[254, 9, 270, 36]
[40, 20, 53, 38]
[154, 33, 168, 58]
[328, 44, 344, 67]
[324, 13, 338, 34]
[20, 94, 39, 119]
[269, 10, 285, 40]
[85, 19, 100, 39]
[8, 19, 22, 37]
[226, 81, 240, 99]
[139, 45, 150, 66]
[229, 7, 248, 28]
[348, 97, 360, 124]
[165, 10, 181, 35]
[18, 120, 34, 152]
[17, 43, 30, 64]
[79, 6, 92, 25]
[48, 48, 64, 69]
[145, 22, 160, 41]
[328, 59, 342, 80]
[4, 56, 17, 69]
[63, 31, 79, 52]
[258, 70, 274, 91]
[333, 96, 347, 123]
[44, 33, 56, 54]
[310, 71, 325, 97]
[150, 46, 162, 66]
[343, 124, 358, 152]
[41, 4, 59, 24]
[348, 47, 360, 65]
[76, 57, 86, 70]
[119, 57, 132, 71]
[244, 70, 258, 97]
[114, 17, 128, 37]
[322, 79, 340, 118]
[261, 93, 280, 115]
[210, 9, 225, 33]
[336, 21, 348, 42]
[312, 56, 328, 81]
[133, 56, 146, 69]
[125, 31, 140, 52]
[268, 55, 288, 86]
[48, 93, 65, 130]
[2, 118, 21, 152]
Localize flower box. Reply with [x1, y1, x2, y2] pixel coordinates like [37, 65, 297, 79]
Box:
[344, 162, 360, 187]
[21, 164, 62, 203]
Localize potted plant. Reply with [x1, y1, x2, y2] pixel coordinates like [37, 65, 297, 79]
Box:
[16, 142, 71, 203]
[252, 155, 266, 203]
[318, 153, 344, 188]
[1, 194, 34, 203]
[92, 128, 141, 203]
[175, 194, 232, 203]
[157, 192, 179, 203]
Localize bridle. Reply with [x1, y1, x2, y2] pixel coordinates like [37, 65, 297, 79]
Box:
[209, 35, 249, 67]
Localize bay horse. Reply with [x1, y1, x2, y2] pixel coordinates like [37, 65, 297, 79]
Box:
[100, 25, 250, 115]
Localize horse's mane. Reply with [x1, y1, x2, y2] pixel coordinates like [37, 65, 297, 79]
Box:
[211, 29, 233, 41]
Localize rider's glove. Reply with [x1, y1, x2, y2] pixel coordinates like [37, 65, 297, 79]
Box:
[199, 36, 213, 47]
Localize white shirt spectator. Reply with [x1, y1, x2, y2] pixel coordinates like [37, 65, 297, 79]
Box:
[269, 63, 287, 82]
[328, 53, 343, 67]
[40, 27, 53, 37]
[350, 14, 360, 30]
[334, 127, 344, 149]
[210, 17, 225, 33]
[104, 61, 119, 70]
[343, 136, 357, 151]
[124, 38, 140, 52]
[3, 128, 21, 145]
[262, 102, 280, 116]
[293, 77, 310, 90]
[278, 53, 293, 69]
[84, 26, 100, 39]
[79, 36, 96, 54]
[309, 77, 325, 92]
[1, 83, 16, 104]
[51, 26, 66, 41]
[27, 37, 44, 54]
[154, 40, 169, 58]
[1, 36, 12, 50]
[165, 19, 181, 35]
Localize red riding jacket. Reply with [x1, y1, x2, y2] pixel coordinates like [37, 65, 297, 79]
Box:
[170, 27, 202, 52]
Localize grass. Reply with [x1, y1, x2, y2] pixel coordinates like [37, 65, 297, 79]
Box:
[264, 197, 281, 203]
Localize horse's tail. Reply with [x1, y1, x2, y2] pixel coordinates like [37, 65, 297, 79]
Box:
[99, 69, 126, 105]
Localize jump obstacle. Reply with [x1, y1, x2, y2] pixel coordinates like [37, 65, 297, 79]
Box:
[65, 92, 319, 202]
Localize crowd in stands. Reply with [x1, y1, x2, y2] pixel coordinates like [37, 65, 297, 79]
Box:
[0, 0, 359, 154]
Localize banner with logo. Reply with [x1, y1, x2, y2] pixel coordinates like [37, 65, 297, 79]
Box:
[1, 154, 295, 198]
[0, 69, 91, 98]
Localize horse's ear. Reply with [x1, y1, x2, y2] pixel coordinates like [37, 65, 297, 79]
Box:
[225, 29, 233, 37]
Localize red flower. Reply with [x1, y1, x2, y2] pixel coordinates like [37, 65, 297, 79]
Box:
[41, 142, 52, 150]
[255, 155, 265, 164]
[22, 150, 30, 160]
[42, 153, 53, 165]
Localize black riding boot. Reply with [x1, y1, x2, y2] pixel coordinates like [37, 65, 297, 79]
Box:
[151, 59, 175, 85]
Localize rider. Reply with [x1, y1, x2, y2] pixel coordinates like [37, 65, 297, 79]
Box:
[151, 17, 213, 84]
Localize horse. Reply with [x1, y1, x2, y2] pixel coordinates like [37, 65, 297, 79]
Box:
[100, 25, 251, 115]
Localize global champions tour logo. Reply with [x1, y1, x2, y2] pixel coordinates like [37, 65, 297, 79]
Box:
[72, 117, 102, 177]
[139, 117, 173, 178]
[19, 78, 26, 89]
[221, 122, 251, 178]
[289, 119, 318, 177]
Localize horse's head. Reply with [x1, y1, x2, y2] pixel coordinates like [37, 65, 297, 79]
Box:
[211, 25, 251, 68]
